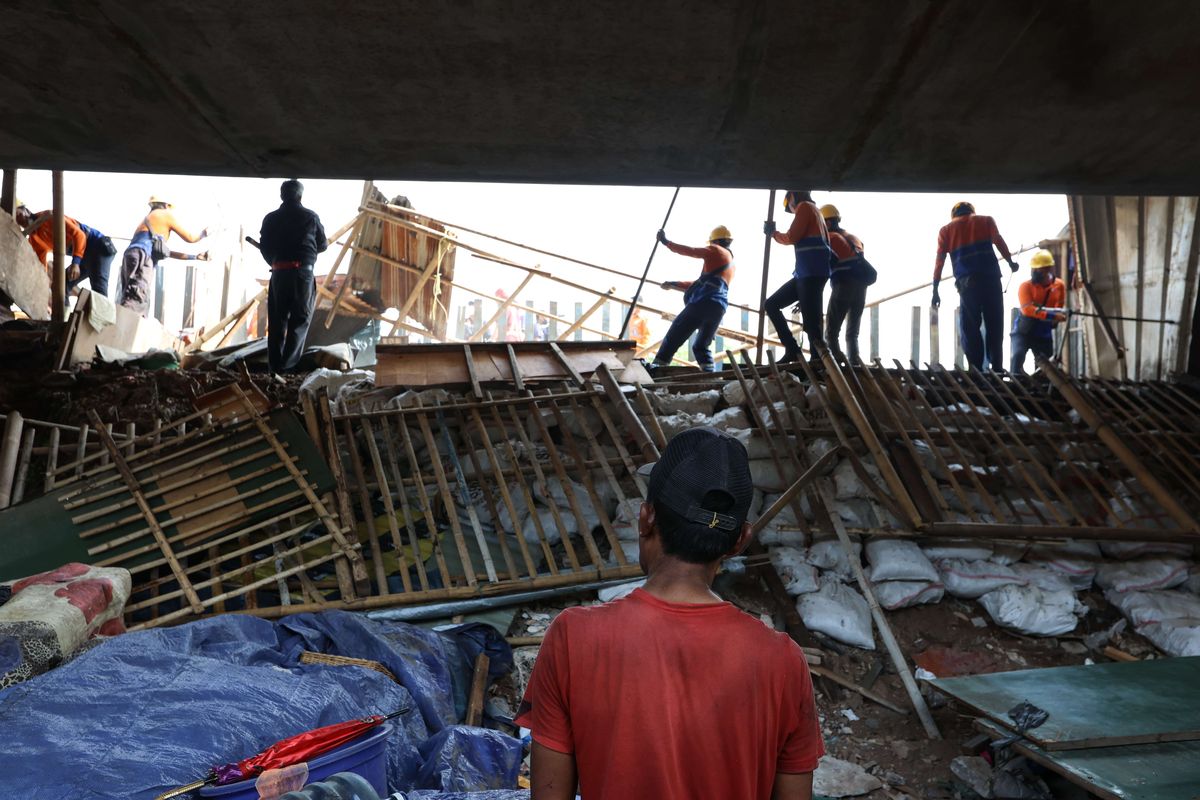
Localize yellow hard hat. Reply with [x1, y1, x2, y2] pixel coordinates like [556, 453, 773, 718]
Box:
[148, 195, 173, 207]
[708, 225, 733, 242]
[1029, 249, 1055, 270]
[952, 201, 975, 218]
[819, 204, 840, 221]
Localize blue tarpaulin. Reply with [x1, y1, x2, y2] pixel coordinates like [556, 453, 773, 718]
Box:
[0, 611, 522, 799]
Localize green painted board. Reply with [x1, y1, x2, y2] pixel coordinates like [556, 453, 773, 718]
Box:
[975, 719, 1200, 800]
[933, 657, 1200, 751]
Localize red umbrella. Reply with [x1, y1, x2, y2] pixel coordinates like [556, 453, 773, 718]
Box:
[155, 709, 407, 800]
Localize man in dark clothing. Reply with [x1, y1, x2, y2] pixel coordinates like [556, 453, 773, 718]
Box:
[259, 179, 327, 374]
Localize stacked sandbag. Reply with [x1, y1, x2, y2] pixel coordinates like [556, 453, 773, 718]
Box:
[864, 538, 943, 610]
[798, 576, 875, 650]
[769, 547, 820, 596]
[978, 562, 1085, 636]
[1106, 588, 1200, 656]
[936, 558, 1027, 599]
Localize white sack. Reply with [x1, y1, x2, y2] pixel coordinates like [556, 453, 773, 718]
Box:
[798, 576, 875, 650]
[865, 538, 939, 583]
[1099, 540, 1195, 560]
[937, 559, 1026, 598]
[807, 537, 862, 582]
[978, 584, 1083, 637]
[521, 507, 576, 545]
[709, 406, 751, 431]
[651, 389, 720, 416]
[1095, 558, 1189, 593]
[1105, 588, 1200, 657]
[833, 459, 883, 501]
[1026, 540, 1103, 590]
[1010, 562, 1074, 593]
[770, 547, 820, 595]
[872, 580, 944, 610]
[612, 497, 643, 542]
[921, 542, 993, 562]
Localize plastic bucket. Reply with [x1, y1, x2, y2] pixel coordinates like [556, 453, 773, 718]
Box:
[199, 722, 391, 799]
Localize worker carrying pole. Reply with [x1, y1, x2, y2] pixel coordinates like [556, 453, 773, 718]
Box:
[1010, 249, 1067, 374]
[932, 201, 1017, 371]
[763, 190, 834, 365]
[648, 225, 736, 372]
[821, 203, 876, 365]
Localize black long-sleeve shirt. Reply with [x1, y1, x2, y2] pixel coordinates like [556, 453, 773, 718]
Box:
[259, 200, 327, 267]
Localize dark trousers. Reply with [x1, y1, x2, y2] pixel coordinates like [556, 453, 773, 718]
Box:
[1010, 333, 1053, 374]
[71, 243, 114, 298]
[268, 267, 316, 374]
[826, 279, 868, 362]
[119, 246, 155, 316]
[957, 272, 1004, 370]
[765, 276, 827, 357]
[653, 300, 725, 370]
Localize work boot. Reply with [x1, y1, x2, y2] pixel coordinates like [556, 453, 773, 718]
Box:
[780, 348, 802, 364]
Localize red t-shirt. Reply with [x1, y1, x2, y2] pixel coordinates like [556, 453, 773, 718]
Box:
[516, 588, 824, 799]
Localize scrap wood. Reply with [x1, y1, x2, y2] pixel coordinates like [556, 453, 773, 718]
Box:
[465, 653, 491, 727]
[810, 665, 907, 715]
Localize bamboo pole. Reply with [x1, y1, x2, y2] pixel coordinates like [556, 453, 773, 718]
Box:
[51, 171, 65, 322]
[189, 289, 267, 352]
[378, 415, 431, 591]
[0, 410, 24, 508]
[594, 362, 660, 462]
[756, 190, 776, 365]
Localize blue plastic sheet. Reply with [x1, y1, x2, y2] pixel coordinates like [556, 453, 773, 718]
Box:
[0, 611, 520, 799]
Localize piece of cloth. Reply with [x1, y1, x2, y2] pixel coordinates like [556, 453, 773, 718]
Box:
[268, 266, 317, 374]
[1010, 333, 1054, 374]
[516, 588, 823, 800]
[24, 211, 87, 268]
[663, 241, 734, 310]
[118, 244, 155, 315]
[957, 271, 1005, 370]
[934, 213, 1012, 282]
[260, 200, 328, 267]
[765, 276, 827, 355]
[86, 290, 117, 333]
[1015, 277, 1066, 338]
[652, 299, 725, 370]
[826, 278, 868, 362]
[773, 201, 833, 279]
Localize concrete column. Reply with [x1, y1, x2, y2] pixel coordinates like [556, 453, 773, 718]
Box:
[51, 171, 66, 322]
[0, 169, 15, 215]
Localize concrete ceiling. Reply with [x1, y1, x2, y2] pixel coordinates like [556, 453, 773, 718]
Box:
[3, 1, 1198, 193]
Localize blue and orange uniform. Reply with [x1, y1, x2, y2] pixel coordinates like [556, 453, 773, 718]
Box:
[933, 207, 1015, 370]
[22, 210, 115, 297]
[825, 224, 870, 363]
[652, 235, 735, 371]
[119, 200, 208, 316]
[1010, 274, 1066, 373]
[764, 193, 834, 361]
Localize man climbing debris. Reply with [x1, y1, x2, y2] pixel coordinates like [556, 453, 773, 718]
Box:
[1010, 248, 1066, 374]
[258, 179, 326, 375]
[15, 202, 117, 300]
[821, 203, 875, 365]
[649, 225, 735, 372]
[764, 190, 834, 364]
[517, 427, 823, 800]
[932, 201, 1017, 371]
[119, 195, 209, 316]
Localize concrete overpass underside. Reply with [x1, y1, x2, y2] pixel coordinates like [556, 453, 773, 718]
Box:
[2, 1, 1199, 193]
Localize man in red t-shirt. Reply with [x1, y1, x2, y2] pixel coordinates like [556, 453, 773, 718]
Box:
[516, 427, 824, 799]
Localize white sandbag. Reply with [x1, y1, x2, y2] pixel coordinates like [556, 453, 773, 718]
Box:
[870, 501, 904, 531]
[909, 439, 949, 481]
[722, 371, 806, 408]
[837, 498, 878, 530]
[1026, 540, 1102, 589]
[807, 537, 862, 582]
[1095, 558, 1189, 593]
[651, 389, 721, 416]
[1099, 540, 1195, 560]
[612, 497, 643, 542]
[865, 538, 939, 583]
[535, 477, 604, 529]
[758, 525, 807, 548]
[921, 542, 993, 562]
[657, 411, 712, 440]
[749, 459, 798, 493]
[978, 584, 1083, 637]
[990, 542, 1028, 565]
[797, 576, 875, 650]
[756, 401, 796, 431]
[806, 439, 840, 474]
[521, 506, 576, 545]
[937, 559, 1026, 598]
[872, 580, 944, 610]
[1105, 588, 1200, 657]
[710, 406, 751, 431]
[833, 459, 883, 501]
[770, 547, 820, 595]
[1185, 566, 1200, 595]
[757, 493, 799, 527]
[495, 485, 529, 533]
[1010, 562, 1074, 593]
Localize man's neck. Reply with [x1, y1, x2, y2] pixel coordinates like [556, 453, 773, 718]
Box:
[642, 558, 723, 604]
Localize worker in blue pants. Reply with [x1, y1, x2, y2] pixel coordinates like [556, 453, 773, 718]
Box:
[650, 225, 736, 372]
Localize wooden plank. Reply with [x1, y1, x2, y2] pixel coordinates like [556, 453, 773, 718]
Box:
[462, 344, 483, 399]
[378, 416, 431, 592]
[0, 212, 50, 319]
[362, 417, 414, 593]
[87, 411, 204, 614]
[465, 653, 491, 727]
[935, 657, 1200, 751]
[505, 344, 525, 392]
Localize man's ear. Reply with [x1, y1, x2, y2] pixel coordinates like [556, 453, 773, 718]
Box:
[638, 501, 655, 539]
[727, 522, 754, 557]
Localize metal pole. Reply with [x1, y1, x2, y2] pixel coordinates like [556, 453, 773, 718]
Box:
[755, 189, 776, 364]
[620, 187, 680, 339]
[910, 306, 921, 367]
[929, 305, 940, 366]
[51, 171, 66, 322]
[870, 306, 880, 361]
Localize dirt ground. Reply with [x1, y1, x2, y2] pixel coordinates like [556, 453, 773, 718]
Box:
[491, 577, 1161, 799]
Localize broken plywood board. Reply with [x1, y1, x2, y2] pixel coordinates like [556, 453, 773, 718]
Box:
[0, 213, 50, 320]
[933, 656, 1200, 751]
[374, 340, 636, 388]
[58, 288, 180, 367]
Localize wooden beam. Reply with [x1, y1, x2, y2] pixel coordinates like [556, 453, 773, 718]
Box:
[51, 171, 65, 322]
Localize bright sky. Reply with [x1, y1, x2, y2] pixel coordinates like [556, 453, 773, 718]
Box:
[15, 171, 1066, 364]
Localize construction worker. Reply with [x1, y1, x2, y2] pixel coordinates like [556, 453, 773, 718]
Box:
[933, 201, 1017, 371]
[628, 307, 653, 352]
[518, 427, 823, 800]
[1010, 248, 1066, 374]
[650, 225, 735, 371]
[763, 190, 834, 363]
[258, 179, 327, 375]
[821, 204, 873, 364]
[119, 195, 209, 315]
[15, 202, 117, 298]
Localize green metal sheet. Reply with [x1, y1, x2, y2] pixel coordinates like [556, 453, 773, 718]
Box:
[932, 657, 1200, 750]
[976, 719, 1200, 800]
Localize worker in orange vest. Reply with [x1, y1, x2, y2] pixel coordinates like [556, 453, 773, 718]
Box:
[763, 191, 834, 364]
[651, 225, 735, 372]
[119, 195, 209, 316]
[1010, 249, 1066, 374]
[821, 204, 875, 364]
[933, 201, 1017, 370]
